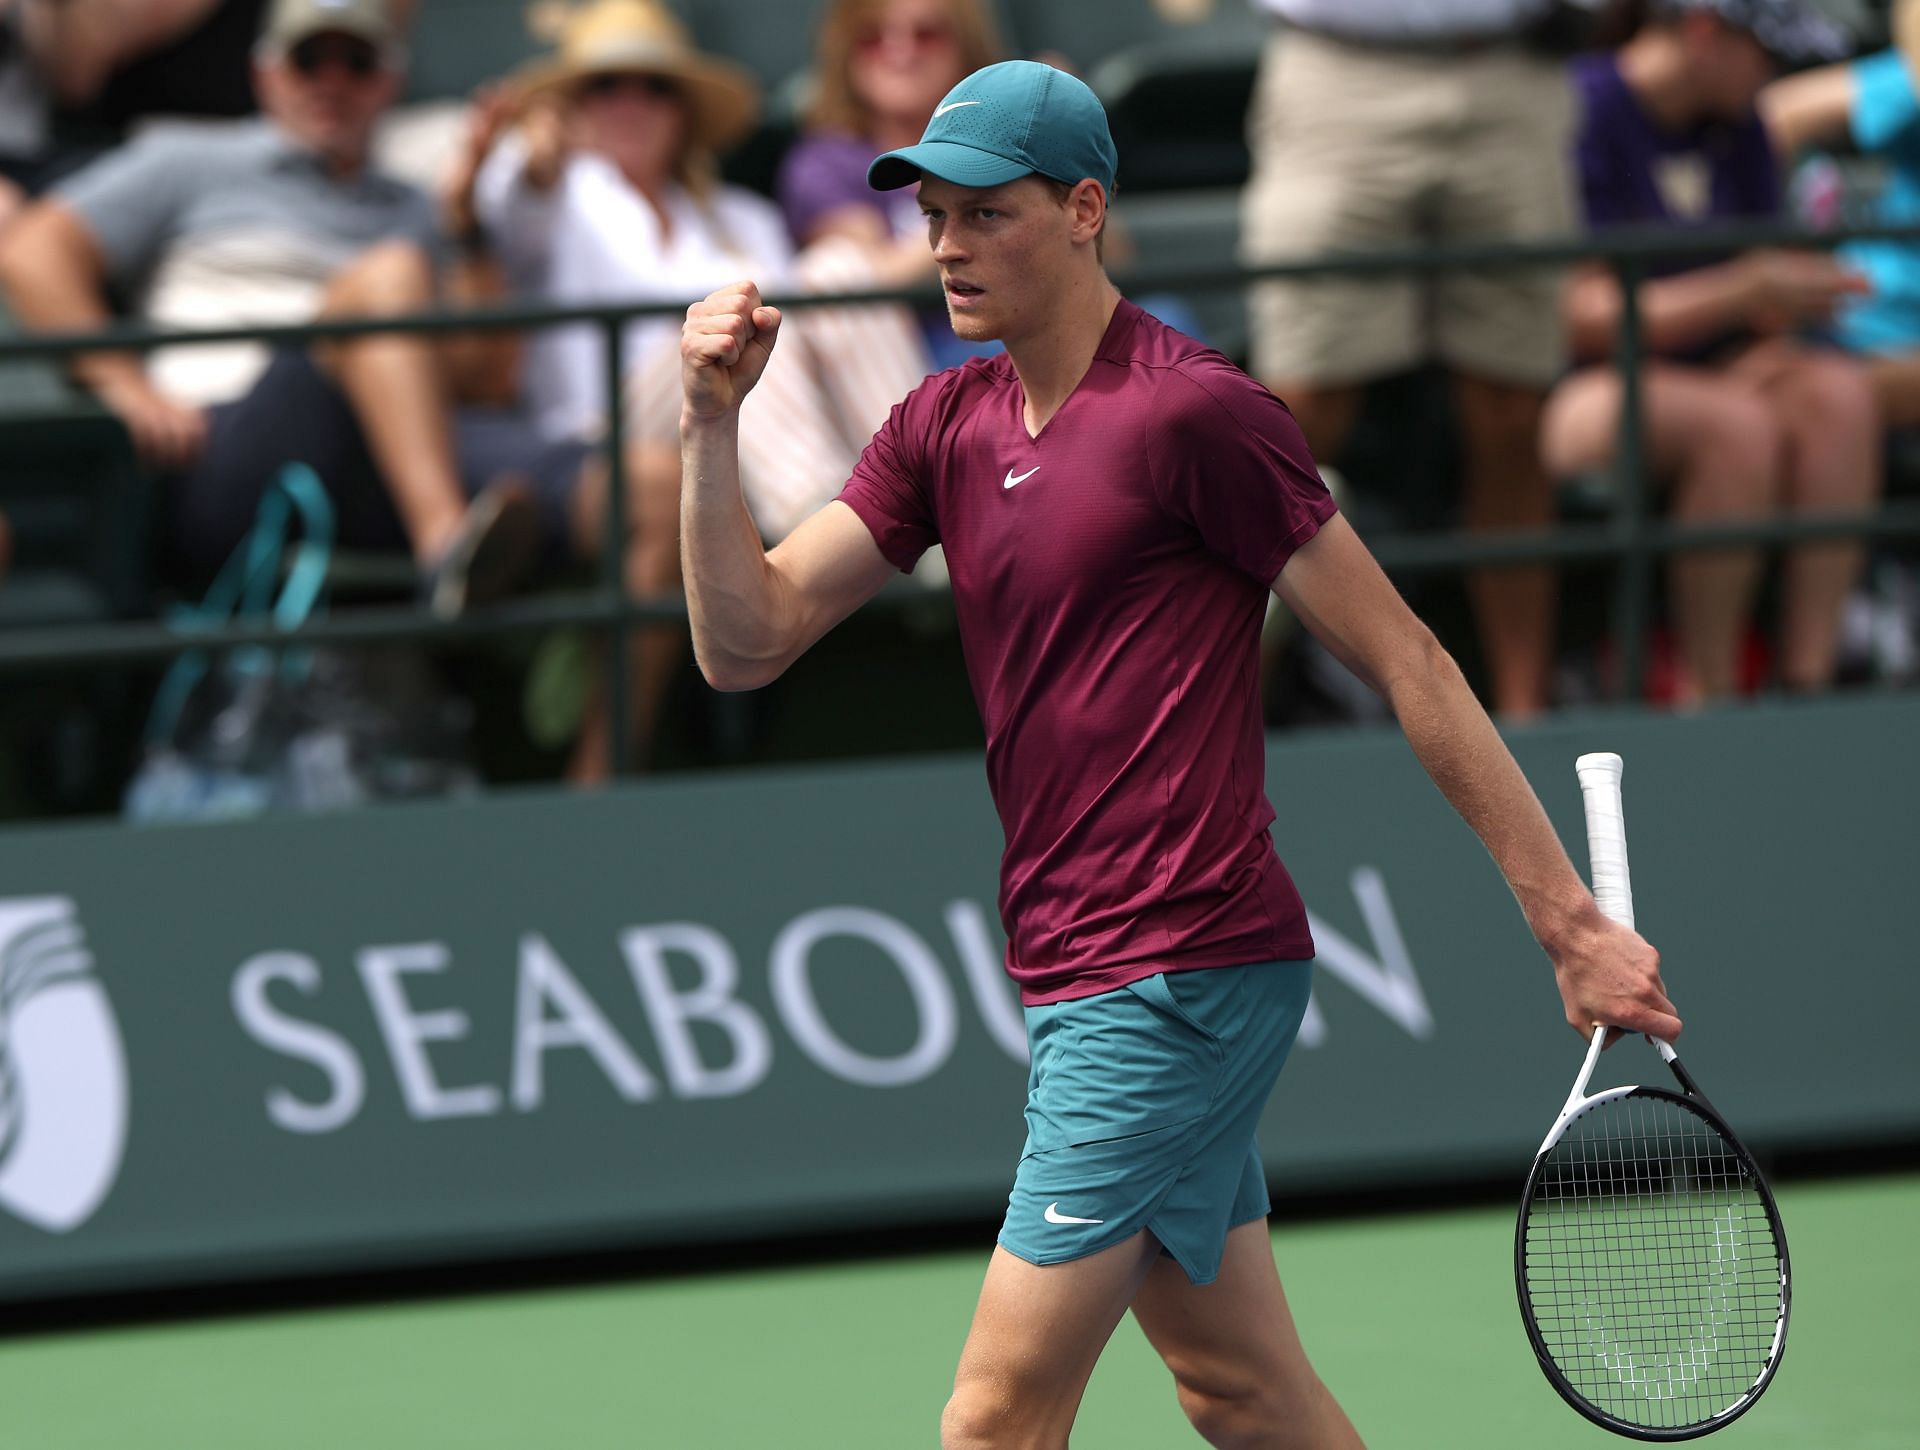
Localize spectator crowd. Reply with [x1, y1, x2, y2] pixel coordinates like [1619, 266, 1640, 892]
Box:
[0, 0, 1912, 807]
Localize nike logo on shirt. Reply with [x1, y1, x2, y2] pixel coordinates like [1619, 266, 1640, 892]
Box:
[934, 100, 982, 117]
[1044, 1202, 1104, 1225]
[1003, 466, 1039, 490]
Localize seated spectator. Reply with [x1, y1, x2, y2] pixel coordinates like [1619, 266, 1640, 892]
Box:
[462, 1, 938, 778]
[0, 0, 238, 230]
[1542, 0, 1878, 706]
[1764, 0, 1920, 426]
[0, 0, 543, 615]
[780, 0, 1003, 372]
[474, 0, 928, 544]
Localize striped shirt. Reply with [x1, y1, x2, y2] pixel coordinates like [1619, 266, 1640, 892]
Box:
[57, 118, 437, 407]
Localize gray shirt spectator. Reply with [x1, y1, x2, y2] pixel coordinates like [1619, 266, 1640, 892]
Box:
[58, 117, 436, 407]
[0, 0, 544, 620]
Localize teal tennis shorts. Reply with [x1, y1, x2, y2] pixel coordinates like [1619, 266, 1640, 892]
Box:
[998, 960, 1313, 1285]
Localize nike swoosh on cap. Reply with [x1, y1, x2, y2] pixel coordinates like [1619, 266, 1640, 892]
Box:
[934, 100, 982, 117]
[1044, 1202, 1104, 1225]
[1003, 466, 1039, 489]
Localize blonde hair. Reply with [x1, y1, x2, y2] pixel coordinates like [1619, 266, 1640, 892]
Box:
[805, 0, 1004, 138]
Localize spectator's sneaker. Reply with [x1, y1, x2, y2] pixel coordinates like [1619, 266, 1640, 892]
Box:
[425, 479, 541, 619]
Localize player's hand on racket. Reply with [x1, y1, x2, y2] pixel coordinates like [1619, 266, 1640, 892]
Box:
[1545, 904, 1682, 1047]
[681, 281, 782, 419]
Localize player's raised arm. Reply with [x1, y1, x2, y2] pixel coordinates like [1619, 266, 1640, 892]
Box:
[1272, 516, 1682, 1044]
[679, 281, 896, 691]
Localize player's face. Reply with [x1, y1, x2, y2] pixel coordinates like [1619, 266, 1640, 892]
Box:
[918, 175, 1083, 344]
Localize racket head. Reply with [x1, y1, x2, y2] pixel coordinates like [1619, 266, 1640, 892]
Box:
[1515, 1085, 1791, 1441]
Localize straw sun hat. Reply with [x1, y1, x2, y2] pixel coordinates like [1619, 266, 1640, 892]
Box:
[514, 1, 760, 151]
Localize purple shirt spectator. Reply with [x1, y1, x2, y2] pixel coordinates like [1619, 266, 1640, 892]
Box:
[1571, 52, 1781, 358]
[1572, 52, 1780, 260]
[777, 129, 920, 245]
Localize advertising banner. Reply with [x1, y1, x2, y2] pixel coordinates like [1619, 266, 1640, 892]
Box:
[0, 696, 1912, 1302]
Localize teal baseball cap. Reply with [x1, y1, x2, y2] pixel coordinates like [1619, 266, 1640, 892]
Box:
[867, 60, 1118, 195]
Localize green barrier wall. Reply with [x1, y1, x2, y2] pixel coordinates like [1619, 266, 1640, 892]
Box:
[0, 696, 1913, 1302]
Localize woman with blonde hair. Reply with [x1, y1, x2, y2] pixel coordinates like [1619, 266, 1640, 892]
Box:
[779, 0, 1004, 369]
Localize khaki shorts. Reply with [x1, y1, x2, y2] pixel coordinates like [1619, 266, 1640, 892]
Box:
[1242, 30, 1575, 389]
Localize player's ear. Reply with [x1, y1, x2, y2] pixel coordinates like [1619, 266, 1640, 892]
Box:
[1070, 179, 1106, 246]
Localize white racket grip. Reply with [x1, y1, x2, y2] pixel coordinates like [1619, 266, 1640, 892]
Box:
[1576, 752, 1634, 930]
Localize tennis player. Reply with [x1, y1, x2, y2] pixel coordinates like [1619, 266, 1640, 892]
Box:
[679, 60, 1682, 1450]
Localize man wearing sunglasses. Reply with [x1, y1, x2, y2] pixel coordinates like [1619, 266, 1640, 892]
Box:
[0, 0, 541, 615]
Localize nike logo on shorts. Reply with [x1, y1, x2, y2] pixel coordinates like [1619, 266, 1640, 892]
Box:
[1044, 1202, 1104, 1225]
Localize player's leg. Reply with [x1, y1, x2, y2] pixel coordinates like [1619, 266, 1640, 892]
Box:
[967, 964, 1306, 1448]
[1124, 962, 1345, 1448]
[942, 1234, 1163, 1450]
[1132, 1217, 1363, 1450]
[1541, 363, 1783, 703]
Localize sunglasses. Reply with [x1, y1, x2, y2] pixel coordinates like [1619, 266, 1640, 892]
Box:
[578, 72, 683, 102]
[287, 34, 383, 79]
[854, 20, 956, 54]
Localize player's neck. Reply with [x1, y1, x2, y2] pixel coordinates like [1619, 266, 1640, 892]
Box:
[1007, 275, 1122, 437]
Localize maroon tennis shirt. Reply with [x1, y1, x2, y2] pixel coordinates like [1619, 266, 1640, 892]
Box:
[838, 300, 1336, 1005]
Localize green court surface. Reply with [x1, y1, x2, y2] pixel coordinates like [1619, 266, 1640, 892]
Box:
[2, 1174, 1910, 1448]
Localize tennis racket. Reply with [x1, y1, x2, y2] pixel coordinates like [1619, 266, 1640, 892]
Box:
[1515, 752, 1790, 1440]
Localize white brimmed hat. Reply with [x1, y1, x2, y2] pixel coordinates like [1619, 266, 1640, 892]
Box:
[512, 1, 760, 152]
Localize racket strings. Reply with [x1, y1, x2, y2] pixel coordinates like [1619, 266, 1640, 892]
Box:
[1522, 1094, 1784, 1431]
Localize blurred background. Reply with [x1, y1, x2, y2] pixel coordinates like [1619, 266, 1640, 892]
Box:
[0, 0, 1912, 1445]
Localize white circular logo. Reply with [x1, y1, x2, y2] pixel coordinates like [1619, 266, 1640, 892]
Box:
[0, 898, 127, 1233]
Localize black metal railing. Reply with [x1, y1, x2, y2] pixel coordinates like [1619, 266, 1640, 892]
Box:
[5, 217, 1919, 774]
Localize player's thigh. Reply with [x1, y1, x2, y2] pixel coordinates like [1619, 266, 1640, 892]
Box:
[951, 1236, 1162, 1407]
[1540, 364, 1778, 482]
[1130, 1218, 1316, 1403]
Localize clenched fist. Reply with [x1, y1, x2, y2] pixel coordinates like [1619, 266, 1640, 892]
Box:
[681, 280, 783, 420]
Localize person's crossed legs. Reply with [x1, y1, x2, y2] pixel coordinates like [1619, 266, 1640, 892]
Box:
[310, 239, 540, 611]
